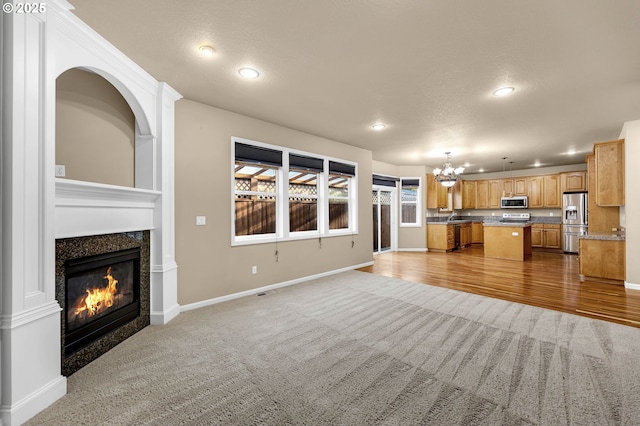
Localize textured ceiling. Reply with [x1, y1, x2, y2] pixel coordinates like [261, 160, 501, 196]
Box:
[68, 0, 640, 173]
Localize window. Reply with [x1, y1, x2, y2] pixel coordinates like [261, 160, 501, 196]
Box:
[400, 178, 421, 226]
[233, 143, 282, 240]
[289, 154, 323, 233]
[232, 138, 357, 245]
[328, 161, 355, 230]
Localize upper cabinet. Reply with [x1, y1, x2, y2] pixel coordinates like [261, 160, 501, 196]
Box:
[526, 174, 560, 208]
[560, 171, 587, 192]
[453, 180, 476, 210]
[475, 180, 489, 209]
[488, 180, 501, 208]
[586, 153, 620, 234]
[594, 139, 624, 206]
[462, 180, 476, 209]
[514, 178, 528, 196]
[543, 174, 561, 208]
[437, 170, 584, 211]
[527, 176, 544, 208]
[426, 173, 448, 209]
[501, 179, 514, 197]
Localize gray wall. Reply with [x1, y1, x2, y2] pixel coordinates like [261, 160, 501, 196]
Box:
[174, 99, 374, 305]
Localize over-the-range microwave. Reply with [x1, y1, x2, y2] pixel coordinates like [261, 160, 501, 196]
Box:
[500, 196, 528, 209]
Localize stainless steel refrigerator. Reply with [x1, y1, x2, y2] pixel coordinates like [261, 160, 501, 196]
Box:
[562, 191, 588, 253]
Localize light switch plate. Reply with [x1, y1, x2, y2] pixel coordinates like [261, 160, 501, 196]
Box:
[55, 165, 66, 177]
[196, 216, 206, 226]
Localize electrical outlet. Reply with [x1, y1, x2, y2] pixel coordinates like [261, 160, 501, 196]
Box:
[196, 216, 206, 226]
[251, 266, 257, 274]
[55, 165, 66, 177]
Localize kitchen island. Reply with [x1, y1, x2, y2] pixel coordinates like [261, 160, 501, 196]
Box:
[483, 221, 532, 261]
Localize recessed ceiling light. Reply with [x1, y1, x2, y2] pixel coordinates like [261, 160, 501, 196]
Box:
[534, 161, 541, 167]
[199, 45, 215, 56]
[567, 149, 577, 155]
[478, 168, 485, 173]
[493, 86, 515, 97]
[239, 67, 260, 79]
[372, 123, 386, 131]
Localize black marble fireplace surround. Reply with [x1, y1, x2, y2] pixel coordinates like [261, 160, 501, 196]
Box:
[56, 231, 150, 376]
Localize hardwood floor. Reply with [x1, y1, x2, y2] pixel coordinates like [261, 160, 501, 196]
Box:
[359, 245, 640, 328]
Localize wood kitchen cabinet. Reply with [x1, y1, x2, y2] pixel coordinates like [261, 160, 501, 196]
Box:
[501, 177, 527, 197]
[426, 173, 448, 209]
[586, 153, 619, 234]
[579, 238, 625, 282]
[560, 171, 587, 192]
[595, 139, 624, 206]
[543, 224, 562, 249]
[462, 180, 476, 209]
[460, 223, 472, 247]
[471, 222, 484, 243]
[528, 174, 560, 208]
[513, 178, 528, 196]
[427, 224, 454, 251]
[531, 225, 543, 247]
[527, 176, 544, 208]
[452, 180, 476, 210]
[475, 180, 489, 209]
[531, 223, 562, 249]
[501, 179, 514, 197]
[543, 174, 561, 208]
[488, 180, 501, 208]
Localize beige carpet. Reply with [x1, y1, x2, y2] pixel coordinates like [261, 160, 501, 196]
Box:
[27, 270, 640, 425]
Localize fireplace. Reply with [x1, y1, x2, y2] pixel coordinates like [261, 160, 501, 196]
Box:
[56, 231, 150, 376]
[64, 248, 140, 355]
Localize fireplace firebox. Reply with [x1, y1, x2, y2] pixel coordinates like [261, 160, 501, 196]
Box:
[64, 248, 140, 355]
[56, 231, 150, 376]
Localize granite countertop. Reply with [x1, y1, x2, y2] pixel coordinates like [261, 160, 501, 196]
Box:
[579, 234, 626, 241]
[426, 215, 561, 225]
[426, 220, 473, 225]
[482, 221, 532, 228]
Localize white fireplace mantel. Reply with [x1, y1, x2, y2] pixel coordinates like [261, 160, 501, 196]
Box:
[55, 179, 161, 239]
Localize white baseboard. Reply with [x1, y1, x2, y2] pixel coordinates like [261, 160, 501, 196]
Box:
[1, 375, 66, 426]
[150, 303, 181, 325]
[625, 281, 640, 291]
[397, 248, 427, 252]
[181, 261, 374, 312]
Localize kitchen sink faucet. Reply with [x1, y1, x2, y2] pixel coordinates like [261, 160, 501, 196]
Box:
[447, 212, 457, 221]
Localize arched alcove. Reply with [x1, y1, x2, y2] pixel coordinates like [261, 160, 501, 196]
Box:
[56, 68, 136, 187]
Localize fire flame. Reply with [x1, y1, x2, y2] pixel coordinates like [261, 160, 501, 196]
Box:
[74, 267, 119, 317]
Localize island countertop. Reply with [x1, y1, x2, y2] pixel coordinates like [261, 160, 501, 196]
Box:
[482, 221, 532, 228]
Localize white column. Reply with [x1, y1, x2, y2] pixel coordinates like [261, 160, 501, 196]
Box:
[150, 83, 183, 325]
[0, 5, 66, 425]
[620, 120, 640, 289]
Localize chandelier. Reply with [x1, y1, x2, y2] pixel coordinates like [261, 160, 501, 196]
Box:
[432, 152, 465, 187]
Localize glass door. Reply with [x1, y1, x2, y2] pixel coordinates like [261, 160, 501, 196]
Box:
[372, 186, 396, 254]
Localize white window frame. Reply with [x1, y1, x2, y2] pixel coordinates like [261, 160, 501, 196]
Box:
[231, 137, 358, 246]
[400, 177, 422, 227]
[327, 163, 357, 235]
